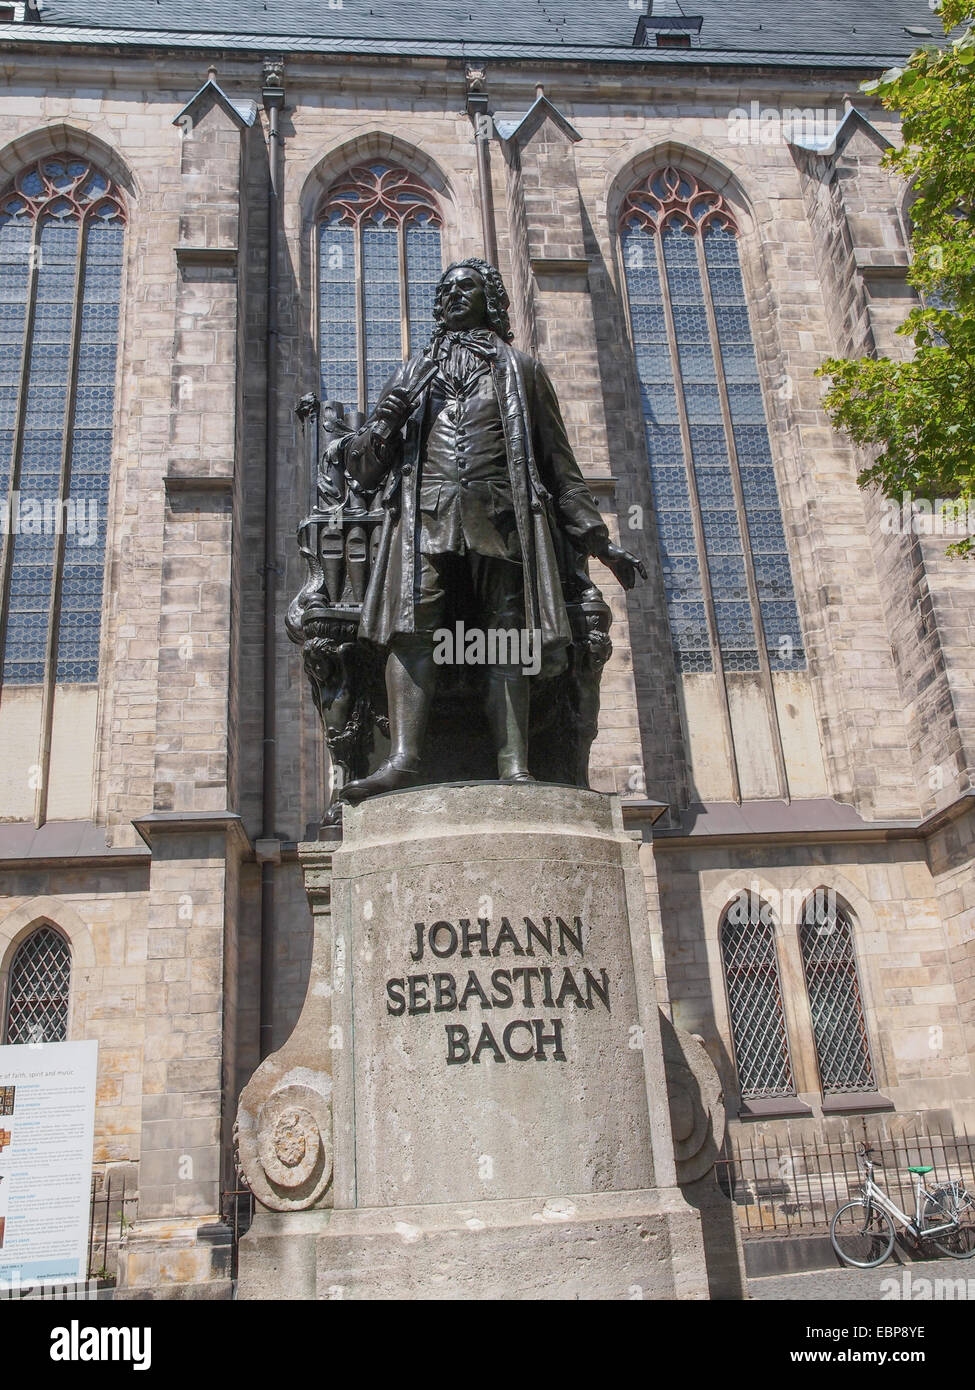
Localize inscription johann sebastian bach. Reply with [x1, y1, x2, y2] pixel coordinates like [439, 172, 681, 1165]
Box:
[384, 916, 611, 1065]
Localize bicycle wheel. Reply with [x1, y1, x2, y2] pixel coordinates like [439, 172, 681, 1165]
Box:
[922, 1186, 975, 1259]
[830, 1198, 896, 1268]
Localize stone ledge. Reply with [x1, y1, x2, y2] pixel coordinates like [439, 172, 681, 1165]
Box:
[132, 810, 252, 857]
[530, 256, 588, 276]
[0, 819, 149, 866]
[583, 473, 617, 495]
[854, 249, 910, 272]
[163, 473, 234, 494]
[821, 1092, 895, 1116]
[335, 779, 627, 848]
[738, 1096, 814, 1120]
[174, 245, 238, 267]
[114, 1280, 233, 1301]
[653, 797, 921, 847]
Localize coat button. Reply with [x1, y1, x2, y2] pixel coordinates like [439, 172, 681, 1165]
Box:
[401, 464, 413, 476]
[531, 500, 542, 514]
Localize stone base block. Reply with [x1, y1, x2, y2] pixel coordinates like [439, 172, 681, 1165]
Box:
[320, 1189, 706, 1300]
[115, 1218, 232, 1300]
[237, 1209, 328, 1301]
[242, 1188, 707, 1300]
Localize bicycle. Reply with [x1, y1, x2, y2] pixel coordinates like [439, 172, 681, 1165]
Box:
[830, 1144, 975, 1268]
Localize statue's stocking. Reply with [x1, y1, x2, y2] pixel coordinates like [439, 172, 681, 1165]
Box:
[484, 666, 534, 782]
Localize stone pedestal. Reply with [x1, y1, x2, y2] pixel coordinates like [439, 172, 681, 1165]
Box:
[237, 783, 715, 1299]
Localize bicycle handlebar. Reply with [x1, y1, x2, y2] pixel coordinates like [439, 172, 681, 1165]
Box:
[855, 1144, 879, 1175]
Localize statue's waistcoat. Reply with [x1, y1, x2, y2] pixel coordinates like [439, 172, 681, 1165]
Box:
[418, 366, 518, 562]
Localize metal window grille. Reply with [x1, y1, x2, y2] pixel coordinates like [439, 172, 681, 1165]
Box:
[721, 894, 796, 1099]
[619, 166, 804, 677]
[4, 924, 71, 1044]
[318, 162, 443, 415]
[0, 156, 124, 694]
[799, 891, 877, 1095]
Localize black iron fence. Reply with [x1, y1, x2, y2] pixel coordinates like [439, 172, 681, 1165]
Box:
[716, 1124, 975, 1238]
[87, 1172, 137, 1282]
[221, 1187, 256, 1279]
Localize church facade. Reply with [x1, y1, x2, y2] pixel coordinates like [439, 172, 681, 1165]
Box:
[0, 0, 973, 1293]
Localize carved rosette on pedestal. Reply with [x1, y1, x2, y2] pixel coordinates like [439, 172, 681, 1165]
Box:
[237, 1077, 333, 1212]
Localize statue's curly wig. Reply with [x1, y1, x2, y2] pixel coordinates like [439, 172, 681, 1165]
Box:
[431, 258, 514, 343]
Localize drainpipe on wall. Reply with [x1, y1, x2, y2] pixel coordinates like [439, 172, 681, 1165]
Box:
[466, 66, 498, 267]
[259, 56, 285, 1060]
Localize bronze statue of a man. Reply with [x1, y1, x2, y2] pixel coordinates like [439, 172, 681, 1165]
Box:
[337, 258, 645, 804]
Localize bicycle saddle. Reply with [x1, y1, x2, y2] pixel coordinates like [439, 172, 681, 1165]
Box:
[907, 1165, 934, 1174]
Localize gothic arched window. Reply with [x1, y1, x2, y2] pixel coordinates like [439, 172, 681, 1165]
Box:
[799, 891, 877, 1095]
[0, 155, 124, 689]
[619, 166, 804, 677]
[3, 923, 71, 1044]
[318, 162, 443, 416]
[720, 892, 796, 1099]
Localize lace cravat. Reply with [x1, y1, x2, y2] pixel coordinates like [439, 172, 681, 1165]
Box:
[433, 328, 498, 392]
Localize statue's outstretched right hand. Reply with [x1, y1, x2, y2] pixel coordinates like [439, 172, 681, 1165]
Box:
[592, 539, 648, 591]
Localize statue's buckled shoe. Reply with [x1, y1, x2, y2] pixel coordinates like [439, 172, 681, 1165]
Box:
[342, 755, 423, 805]
[498, 759, 536, 785]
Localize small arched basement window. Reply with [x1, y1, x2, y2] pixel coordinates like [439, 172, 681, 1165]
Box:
[3, 923, 71, 1044]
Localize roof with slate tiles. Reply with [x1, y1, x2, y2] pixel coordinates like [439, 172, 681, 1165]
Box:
[1, 0, 957, 68]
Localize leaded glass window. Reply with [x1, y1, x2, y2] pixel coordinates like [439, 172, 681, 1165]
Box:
[3, 924, 71, 1044]
[620, 167, 804, 675]
[0, 156, 124, 686]
[721, 892, 796, 1099]
[799, 892, 877, 1095]
[318, 163, 442, 415]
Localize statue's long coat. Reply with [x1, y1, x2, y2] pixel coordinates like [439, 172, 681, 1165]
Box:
[343, 340, 606, 663]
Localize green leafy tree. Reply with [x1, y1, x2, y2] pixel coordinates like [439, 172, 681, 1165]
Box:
[818, 0, 975, 554]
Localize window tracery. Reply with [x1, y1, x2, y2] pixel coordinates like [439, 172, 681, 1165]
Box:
[318, 161, 443, 414]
